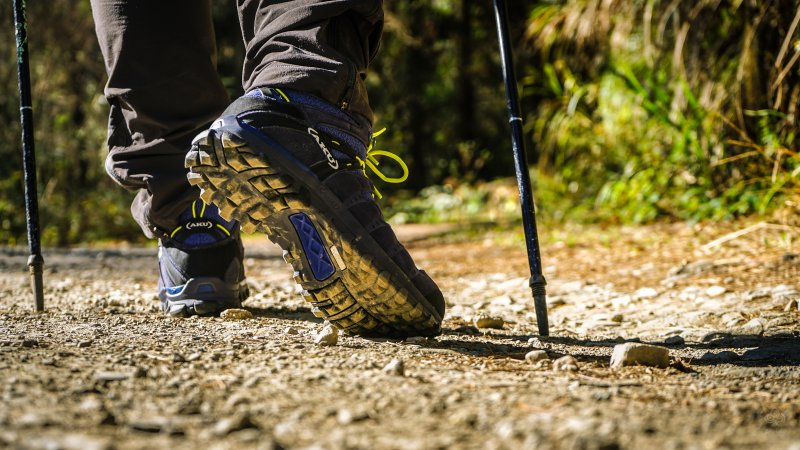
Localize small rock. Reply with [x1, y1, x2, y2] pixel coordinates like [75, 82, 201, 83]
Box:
[29, 434, 111, 450]
[705, 286, 727, 297]
[524, 350, 549, 364]
[553, 355, 579, 372]
[336, 409, 369, 425]
[736, 318, 766, 336]
[94, 371, 130, 382]
[78, 340, 93, 348]
[610, 343, 670, 369]
[454, 325, 480, 335]
[214, 413, 257, 436]
[172, 353, 187, 363]
[220, 309, 254, 321]
[610, 314, 624, 323]
[785, 299, 798, 312]
[21, 339, 38, 348]
[700, 350, 739, 363]
[129, 419, 166, 433]
[79, 396, 104, 412]
[473, 313, 505, 329]
[315, 324, 339, 346]
[405, 336, 428, 344]
[664, 335, 685, 346]
[382, 358, 405, 376]
[634, 287, 658, 299]
[18, 413, 53, 427]
[771, 284, 799, 296]
[284, 327, 300, 335]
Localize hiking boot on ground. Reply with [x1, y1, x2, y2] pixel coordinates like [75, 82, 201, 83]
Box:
[185, 88, 445, 337]
[158, 200, 249, 317]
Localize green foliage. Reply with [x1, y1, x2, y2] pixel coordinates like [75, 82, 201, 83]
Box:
[521, 0, 800, 224]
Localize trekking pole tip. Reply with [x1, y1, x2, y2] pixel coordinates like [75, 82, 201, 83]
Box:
[530, 278, 549, 336]
[27, 254, 44, 312]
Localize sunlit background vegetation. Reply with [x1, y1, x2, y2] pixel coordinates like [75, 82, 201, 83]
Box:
[2, 1, 799, 245]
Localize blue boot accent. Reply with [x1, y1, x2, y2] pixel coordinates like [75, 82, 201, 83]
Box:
[289, 213, 335, 281]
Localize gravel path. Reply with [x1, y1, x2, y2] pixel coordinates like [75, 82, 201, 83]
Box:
[1, 222, 799, 449]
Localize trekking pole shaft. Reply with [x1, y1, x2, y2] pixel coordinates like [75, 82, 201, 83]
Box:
[492, 0, 548, 335]
[14, 0, 45, 312]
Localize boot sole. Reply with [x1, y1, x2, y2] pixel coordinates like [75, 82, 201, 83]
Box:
[185, 118, 443, 337]
[159, 277, 248, 317]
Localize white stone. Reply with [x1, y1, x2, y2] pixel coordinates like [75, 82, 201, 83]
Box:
[634, 287, 658, 299]
[610, 343, 670, 369]
[553, 355, 579, 371]
[314, 324, 339, 346]
[705, 286, 727, 297]
[382, 358, 405, 376]
[737, 318, 766, 336]
[524, 350, 549, 364]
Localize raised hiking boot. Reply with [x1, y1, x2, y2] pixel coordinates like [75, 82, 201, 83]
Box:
[185, 88, 445, 337]
[158, 199, 249, 317]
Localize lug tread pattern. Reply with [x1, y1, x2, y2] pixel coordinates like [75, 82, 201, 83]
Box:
[185, 126, 441, 337]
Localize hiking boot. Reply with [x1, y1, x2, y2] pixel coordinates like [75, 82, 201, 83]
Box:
[158, 199, 249, 317]
[185, 88, 445, 336]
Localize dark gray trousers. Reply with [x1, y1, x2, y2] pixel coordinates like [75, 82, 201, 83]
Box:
[90, 0, 383, 238]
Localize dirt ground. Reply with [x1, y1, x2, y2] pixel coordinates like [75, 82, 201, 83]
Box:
[1, 220, 799, 450]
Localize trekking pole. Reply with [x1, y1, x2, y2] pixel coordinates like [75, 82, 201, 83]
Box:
[492, 0, 548, 336]
[13, 0, 45, 312]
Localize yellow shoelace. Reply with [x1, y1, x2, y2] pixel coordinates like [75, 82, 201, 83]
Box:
[352, 128, 409, 199]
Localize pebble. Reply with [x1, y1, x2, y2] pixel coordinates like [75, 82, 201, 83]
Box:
[284, 326, 300, 335]
[473, 314, 505, 329]
[705, 286, 727, 297]
[785, 299, 798, 312]
[315, 324, 339, 346]
[524, 350, 549, 364]
[553, 355, 579, 372]
[634, 287, 658, 299]
[336, 409, 369, 425]
[27, 434, 111, 450]
[94, 371, 130, 382]
[610, 343, 670, 369]
[220, 309, 254, 321]
[700, 350, 739, 363]
[405, 336, 428, 344]
[664, 335, 685, 346]
[610, 314, 624, 323]
[735, 318, 765, 336]
[21, 339, 38, 348]
[771, 284, 799, 297]
[382, 358, 405, 376]
[213, 413, 257, 436]
[78, 340, 93, 348]
[128, 419, 166, 433]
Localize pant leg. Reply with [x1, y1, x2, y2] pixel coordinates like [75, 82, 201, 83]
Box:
[237, 0, 383, 124]
[91, 0, 229, 238]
